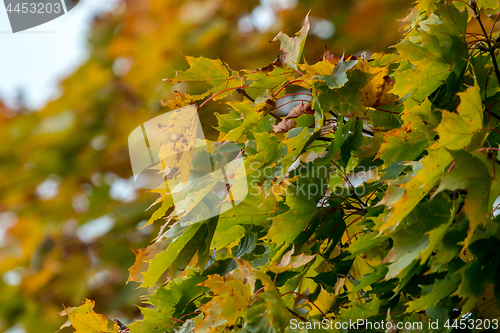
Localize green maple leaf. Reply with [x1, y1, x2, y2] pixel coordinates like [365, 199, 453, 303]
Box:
[419, 4, 467, 45]
[377, 98, 437, 165]
[477, 0, 500, 11]
[432, 79, 485, 150]
[211, 187, 279, 249]
[313, 70, 371, 117]
[314, 55, 358, 89]
[392, 31, 458, 103]
[253, 270, 292, 331]
[141, 222, 205, 288]
[165, 56, 240, 100]
[340, 295, 381, 321]
[458, 237, 500, 313]
[219, 101, 274, 143]
[272, 14, 310, 69]
[376, 125, 431, 165]
[435, 150, 492, 236]
[129, 270, 207, 332]
[406, 273, 461, 312]
[244, 66, 295, 98]
[215, 111, 244, 134]
[385, 192, 453, 279]
[381, 148, 453, 232]
[417, 0, 436, 15]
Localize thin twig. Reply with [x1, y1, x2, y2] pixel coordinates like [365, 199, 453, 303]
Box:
[473, 4, 500, 86]
[489, 12, 500, 38]
[236, 87, 255, 102]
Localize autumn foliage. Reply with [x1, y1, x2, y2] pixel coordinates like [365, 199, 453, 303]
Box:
[2, 0, 500, 332]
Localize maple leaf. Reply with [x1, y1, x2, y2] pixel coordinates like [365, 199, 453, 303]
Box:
[127, 238, 170, 284]
[196, 260, 255, 332]
[272, 14, 310, 69]
[376, 124, 431, 165]
[141, 222, 204, 288]
[392, 32, 456, 103]
[314, 54, 358, 89]
[243, 66, 295, 97]
[157, 104, 200, 188]
[164, 56, 241, 101]
[434, 150, 491, 239]
[297, 58, 336, 87]
[219, 100, 272, 143]
[30, 1, 500, 331]
[432, 79, 485, 150]
[160, 91, 197, 110]
[268, 246, 316, 273]
[359, 66, 398, 108]
[59, 299, 119, 333]
[380, 148, 453, 232]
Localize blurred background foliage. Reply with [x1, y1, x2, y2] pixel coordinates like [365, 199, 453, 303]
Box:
[0, 0, 420, 331]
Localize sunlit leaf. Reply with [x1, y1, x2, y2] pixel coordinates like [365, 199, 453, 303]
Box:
[59, 299, 118, 333]
[272, 14, 310, 69]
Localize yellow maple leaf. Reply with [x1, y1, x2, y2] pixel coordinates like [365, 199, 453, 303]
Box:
[196, 260, 255, 332]
[157, 104, 201, 188]
[59, 299, 118, 333]
[356, 60, 398, 108]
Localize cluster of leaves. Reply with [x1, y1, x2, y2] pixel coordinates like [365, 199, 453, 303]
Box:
[60, 1, 500, 333]
[0, 1, 418, 332]
[60, 0, 500, 332]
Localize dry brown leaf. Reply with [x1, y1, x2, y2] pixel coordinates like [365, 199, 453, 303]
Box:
[286, 101, 314, 119]
[272, 118, 297, 133]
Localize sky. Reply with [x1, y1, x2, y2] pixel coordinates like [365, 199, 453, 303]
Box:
[0, 0, 120, 110]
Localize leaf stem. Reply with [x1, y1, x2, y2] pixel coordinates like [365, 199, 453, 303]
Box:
[199, 85, 250, 108]
[170, 317, 185, 324]
[372, 107, 400, 115]
[279, 92, 312, 99]
[275, 99, 311, 110]
[489, 12, 500, 39]
[253, 286, 265, 296]
[177, 311, 201, 321]
[268, 111, 282, 120]
[286, 307, 309, 322]
[488, 50, 500, 87]
[275, 80, 305, 96]
[236, 87, 255, 102]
